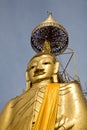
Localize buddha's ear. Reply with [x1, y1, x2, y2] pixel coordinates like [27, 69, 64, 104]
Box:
[53, 61, 60, 74]
[52, 62, 60, 83]
[25, 69, 31, 91]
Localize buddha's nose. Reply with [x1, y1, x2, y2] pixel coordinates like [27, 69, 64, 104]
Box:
[34, 63, 44, 74]
[36, 62, 42, 69]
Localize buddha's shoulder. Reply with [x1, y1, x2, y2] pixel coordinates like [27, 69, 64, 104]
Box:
[59, 81, 81, 88]
[1, 91, 27, 113]
[0, 96, 19, 121]
[1, 89, 35, 114]
[0, 96, 19, 114]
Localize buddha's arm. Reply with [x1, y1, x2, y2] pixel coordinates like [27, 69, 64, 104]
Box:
[55, 82, 87, 130]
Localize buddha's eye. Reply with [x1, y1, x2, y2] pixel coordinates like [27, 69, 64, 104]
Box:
[29, 65, 36, 70]
[43, 62, 51, 65]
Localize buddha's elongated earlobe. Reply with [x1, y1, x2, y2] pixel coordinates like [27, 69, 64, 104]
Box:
[52, 73, 58, 83]
[25, 69, 31, 91]
[52, 61, 60, 83]
[54, 61, 60, 74]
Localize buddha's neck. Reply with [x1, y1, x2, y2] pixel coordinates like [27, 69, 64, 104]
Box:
[32, 79, 52, 88]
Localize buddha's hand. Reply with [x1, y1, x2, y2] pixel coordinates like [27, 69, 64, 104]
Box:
[55, 115, 75, 130]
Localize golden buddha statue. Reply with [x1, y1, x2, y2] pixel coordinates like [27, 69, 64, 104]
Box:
[0, 13, 87, 130]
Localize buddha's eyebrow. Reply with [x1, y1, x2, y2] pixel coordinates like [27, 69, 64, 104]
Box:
[29, 61, 37, 66]
[42, 61, 51, 64]
[28, 64, 36, 68]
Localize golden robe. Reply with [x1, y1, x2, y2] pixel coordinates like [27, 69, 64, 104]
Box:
[0, 82, 87, 130]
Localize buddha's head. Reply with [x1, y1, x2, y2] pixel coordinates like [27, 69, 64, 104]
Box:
[26, 53, 60, 89]
[25, 40, 60, 90]
[28, 53, 59, 82]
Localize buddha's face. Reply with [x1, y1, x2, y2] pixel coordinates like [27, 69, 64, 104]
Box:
[28, 54, 57, 83]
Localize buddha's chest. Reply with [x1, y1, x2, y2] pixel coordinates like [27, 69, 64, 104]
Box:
[31, 83, 76, 127]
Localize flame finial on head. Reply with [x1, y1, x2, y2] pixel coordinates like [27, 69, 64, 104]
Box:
[42, 40, 51, 53]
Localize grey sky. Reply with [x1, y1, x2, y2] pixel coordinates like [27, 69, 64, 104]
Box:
[0, 0, 87, 111]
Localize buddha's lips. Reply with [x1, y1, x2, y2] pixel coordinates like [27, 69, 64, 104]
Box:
[34, 70, 45, 76]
